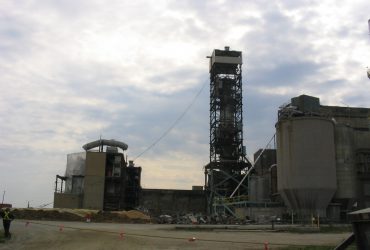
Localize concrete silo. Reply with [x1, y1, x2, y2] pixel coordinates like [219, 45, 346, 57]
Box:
[334, 124, 357, 200]
[276, 116, 337, 219]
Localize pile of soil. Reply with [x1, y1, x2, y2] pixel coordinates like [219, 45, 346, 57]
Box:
[92, 210, 150, 223]
[11, 208, 151, 223]
[13, 208, 84, 221]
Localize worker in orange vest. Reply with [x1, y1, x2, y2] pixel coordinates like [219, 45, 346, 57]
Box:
[0, 208, 14, 238]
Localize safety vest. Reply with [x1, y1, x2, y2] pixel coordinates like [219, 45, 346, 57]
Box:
[3, 211, 10, 220]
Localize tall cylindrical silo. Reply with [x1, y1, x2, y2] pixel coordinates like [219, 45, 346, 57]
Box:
[276, 117, 337, 219]
[334, 124, 357, 199]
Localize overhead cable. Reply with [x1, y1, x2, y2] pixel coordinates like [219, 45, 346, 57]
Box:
[134, 82, 207, 161]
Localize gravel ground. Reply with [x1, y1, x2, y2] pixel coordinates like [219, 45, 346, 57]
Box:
[0, 220, 351, 250]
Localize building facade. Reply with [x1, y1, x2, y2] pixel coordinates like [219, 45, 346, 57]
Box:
[54, 140, 141, 210]
[276, 95, 370, 221]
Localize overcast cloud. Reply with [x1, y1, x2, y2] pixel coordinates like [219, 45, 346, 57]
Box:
[1, 0, 369, 207]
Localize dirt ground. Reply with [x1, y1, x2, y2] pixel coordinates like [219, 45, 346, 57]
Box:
[0, 220, 350, 250]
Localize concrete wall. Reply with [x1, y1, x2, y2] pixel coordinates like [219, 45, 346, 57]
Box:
[253, 149, 276, 176]
[354, 131, 370, 149]
[140, 189, 206, 215]
[235, 207, 285, 222]
[85, 152, 106, 176]
[327, 203, 341, 222]
[54, 192, 82, 208]
[83, 152, 106, 210]
[249, 176, 270, 202]
[334, 125, 357, 199]
[328, 106, 370, 210]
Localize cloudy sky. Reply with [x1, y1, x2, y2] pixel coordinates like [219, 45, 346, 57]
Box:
[1, 0, 369, 208]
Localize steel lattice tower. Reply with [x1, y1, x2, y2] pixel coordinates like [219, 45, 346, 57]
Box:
[205, 47, 250, 215]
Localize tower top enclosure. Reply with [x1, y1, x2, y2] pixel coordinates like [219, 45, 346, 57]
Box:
[208, 47, 243, 72]
[208, 46, 246, 165]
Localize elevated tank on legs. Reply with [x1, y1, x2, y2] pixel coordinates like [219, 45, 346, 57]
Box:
[276, 117, 337, 219]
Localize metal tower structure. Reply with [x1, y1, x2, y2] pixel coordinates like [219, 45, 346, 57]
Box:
[205, 47, 251, 215]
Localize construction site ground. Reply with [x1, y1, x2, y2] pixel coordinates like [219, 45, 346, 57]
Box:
[0, 220, 352, 250]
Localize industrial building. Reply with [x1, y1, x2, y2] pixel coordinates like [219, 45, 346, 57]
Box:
[54, 139, 141, 210]
[201, 49, 370, 222]
[54, 47, 370, 223]
[276, 94, 370, 221]
[249, 149, 278, 203]
[54, 139, 206, 215]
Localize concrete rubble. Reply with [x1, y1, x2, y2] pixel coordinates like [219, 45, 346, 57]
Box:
[155, 213, 253, 225]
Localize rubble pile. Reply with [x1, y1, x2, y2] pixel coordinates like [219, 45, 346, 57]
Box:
[154, 213, 249, 225]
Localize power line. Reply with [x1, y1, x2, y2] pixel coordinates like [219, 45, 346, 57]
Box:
[134, 82, 207, 161]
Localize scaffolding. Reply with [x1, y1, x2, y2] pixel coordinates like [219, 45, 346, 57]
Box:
[205, 47, 251, 215]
